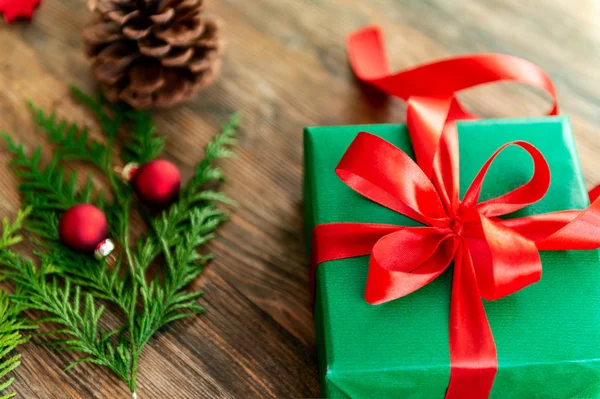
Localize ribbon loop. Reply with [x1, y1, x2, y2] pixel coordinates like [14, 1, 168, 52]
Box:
[336, 132, 448, 225]
[462, 141, 551, 217]
[406, 96, 462, 216]
[371, 227, 451, 272]
[366, 236, 458, 304]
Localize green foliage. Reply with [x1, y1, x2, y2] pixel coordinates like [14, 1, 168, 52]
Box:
[121, 110, 165, 165]
[26, 101, 111, 173]
[0, 211, 35, 399]
[0, 90, 239, 396]
[0, 290, 30, 399]
[0, 210, 28, 250]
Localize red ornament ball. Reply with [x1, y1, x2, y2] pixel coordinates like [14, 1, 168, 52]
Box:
[126, 160, 181, 207]
[58, 204, 113, 259]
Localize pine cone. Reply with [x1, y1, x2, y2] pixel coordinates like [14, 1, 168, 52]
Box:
[83, 0, 224, 109]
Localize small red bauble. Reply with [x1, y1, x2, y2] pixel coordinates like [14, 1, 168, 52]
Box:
[58, 204, 114, 259]
[122, 160, 181, 207]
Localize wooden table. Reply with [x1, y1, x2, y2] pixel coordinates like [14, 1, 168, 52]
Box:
[1, 0, 600, 397]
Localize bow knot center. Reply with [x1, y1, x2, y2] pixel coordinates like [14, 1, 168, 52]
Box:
[450, 219, 465, 237]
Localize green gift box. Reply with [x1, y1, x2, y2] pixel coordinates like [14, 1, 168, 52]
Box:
[303, 117, 600, 399]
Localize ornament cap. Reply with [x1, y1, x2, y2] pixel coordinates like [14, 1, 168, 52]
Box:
[120, 163, 140, 182]
[94, 238, 115, 260]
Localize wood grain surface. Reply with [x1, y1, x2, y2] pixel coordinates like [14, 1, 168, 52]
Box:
[1, 0, 600, 398]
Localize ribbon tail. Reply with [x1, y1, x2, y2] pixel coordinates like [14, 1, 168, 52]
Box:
[310, 223, 404, 297]
[346, 26, 400, 97]
[347, 26, 559, 115]
[501, 195, 600, 250]
[446, 244, 497, 399]
[406, 96, 453, 177]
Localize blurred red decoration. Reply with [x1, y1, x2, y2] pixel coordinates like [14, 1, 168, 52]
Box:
[0, 0, 41, 23]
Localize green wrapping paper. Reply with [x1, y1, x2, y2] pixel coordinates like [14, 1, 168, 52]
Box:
[304, 117, 600, 399]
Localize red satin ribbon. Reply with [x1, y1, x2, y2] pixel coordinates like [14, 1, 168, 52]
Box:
[310, 25, 600, 399]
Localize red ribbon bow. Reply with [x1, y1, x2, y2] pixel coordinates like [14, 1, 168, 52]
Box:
[310, 26, 600, 399]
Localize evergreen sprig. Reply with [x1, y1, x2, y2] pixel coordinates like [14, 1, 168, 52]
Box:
[0, 89, 239, 397]
[0, 290, 31, 399]
[0, 210, 35, 399]
[26, 101, 111, 174]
